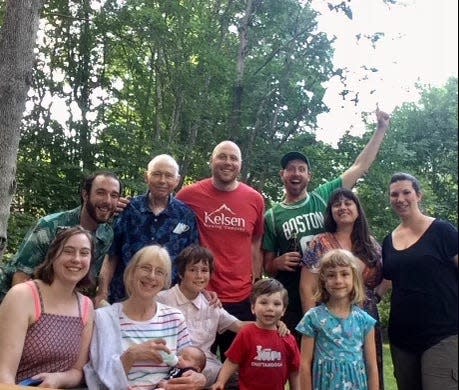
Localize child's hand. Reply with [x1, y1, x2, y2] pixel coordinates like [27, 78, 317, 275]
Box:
[211, 382, 225, 390]
[277, 320, 290, 337]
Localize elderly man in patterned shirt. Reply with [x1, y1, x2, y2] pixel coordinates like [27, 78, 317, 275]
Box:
[95, 154, 199, 305]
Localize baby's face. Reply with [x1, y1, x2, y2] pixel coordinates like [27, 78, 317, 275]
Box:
[177, 347, 203, 371]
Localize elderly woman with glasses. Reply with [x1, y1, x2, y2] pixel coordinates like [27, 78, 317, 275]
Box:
[84, 245, 206, 389]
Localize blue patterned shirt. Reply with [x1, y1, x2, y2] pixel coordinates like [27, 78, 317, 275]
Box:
[108, 193, 198, 302]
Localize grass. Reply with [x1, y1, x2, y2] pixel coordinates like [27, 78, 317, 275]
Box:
[383, 343, 397, 390]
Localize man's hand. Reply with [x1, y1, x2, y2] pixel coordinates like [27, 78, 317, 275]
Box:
[115, 196, 131, 215]
[93, 291, 110, 308]
[376, 106, 390, 129]
[203, 290, 222, 308]
[275, 252, 302, 272]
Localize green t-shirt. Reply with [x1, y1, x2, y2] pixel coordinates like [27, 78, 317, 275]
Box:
[263, 177, 342, 312]
[0, 206, 113, 299]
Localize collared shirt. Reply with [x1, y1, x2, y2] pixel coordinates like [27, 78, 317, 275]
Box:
[157, 284, 238, 359]
[109, 193, 198, 302]
[0, 206, 113, 299]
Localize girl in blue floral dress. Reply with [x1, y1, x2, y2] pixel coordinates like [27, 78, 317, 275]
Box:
[296, 249, 378, 390]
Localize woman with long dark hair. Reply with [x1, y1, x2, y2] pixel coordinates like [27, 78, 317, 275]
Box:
[300, 188, 384, 389]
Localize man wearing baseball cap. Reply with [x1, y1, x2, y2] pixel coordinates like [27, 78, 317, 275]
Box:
[263, 108, 391, 341]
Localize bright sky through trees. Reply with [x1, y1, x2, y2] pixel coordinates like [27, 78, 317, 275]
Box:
[311, 0, 458, 145]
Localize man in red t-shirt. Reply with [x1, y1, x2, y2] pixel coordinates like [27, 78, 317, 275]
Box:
[176, 140, 265, 361]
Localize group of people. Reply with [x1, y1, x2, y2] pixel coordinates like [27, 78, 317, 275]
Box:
[0, 107, 457, 390]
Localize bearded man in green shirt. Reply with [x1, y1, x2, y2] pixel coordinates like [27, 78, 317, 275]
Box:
[0, 171, 122, 300]
[263, 109, 391, 341]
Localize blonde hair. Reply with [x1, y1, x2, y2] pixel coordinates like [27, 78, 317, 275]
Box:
[123, 245, 172, 296]
[315, 249, 366, 306]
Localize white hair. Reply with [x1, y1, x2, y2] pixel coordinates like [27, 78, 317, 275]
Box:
[147, 154, 180, 176]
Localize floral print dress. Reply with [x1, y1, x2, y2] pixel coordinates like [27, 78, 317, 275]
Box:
[296, 304, 376, 390]
[302, 232, 384, 389]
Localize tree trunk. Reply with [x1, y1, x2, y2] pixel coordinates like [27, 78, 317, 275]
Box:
[0, 0, 44, 258]
[228, 0, 257, 139]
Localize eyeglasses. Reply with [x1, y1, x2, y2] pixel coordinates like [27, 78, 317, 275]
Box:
[136, 264, 167, 278]
[149, 171, 177, 182]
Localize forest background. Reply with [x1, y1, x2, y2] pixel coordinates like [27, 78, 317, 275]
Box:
[0, 0, 457, 317]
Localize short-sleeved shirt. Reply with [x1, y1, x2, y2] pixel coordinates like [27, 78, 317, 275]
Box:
[108, 193, 198, 302]
[296, 304, 375, 389]
[157, 284, 238, 359]
[0, 207, 113, 299]
[177, 179, 265, 303]
[263, 178, 342, 312]
[383, 219, 458, 353]
[225, 323, 300, 390]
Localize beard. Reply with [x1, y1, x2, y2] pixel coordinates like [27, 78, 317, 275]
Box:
[284, 182, 308, 197]
[85, 199, 113, 224]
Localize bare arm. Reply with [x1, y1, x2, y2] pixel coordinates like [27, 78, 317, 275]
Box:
[263, 251, 279, 276]
[289, 370, 300, 390]
[299, 267, 318, 314]
[364, 329, 379, 390]
[342, 108, 390, 189]
[252, 235, 263, 281]
[228, 320, 250, 333]
[374, 278, 392, 301]
[94, 254, 118, 307]
[212, 359, 239, 390]
[0, 284, 35, 383]
[299, 336, 314, 390]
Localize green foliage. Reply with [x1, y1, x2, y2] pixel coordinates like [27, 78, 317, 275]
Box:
[377, 292, 391, 328]
[0, 2, 5, 27]
[335, 79, 458, 241]
[4, 0, 457, 263]
[4, 212, 37, 263]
